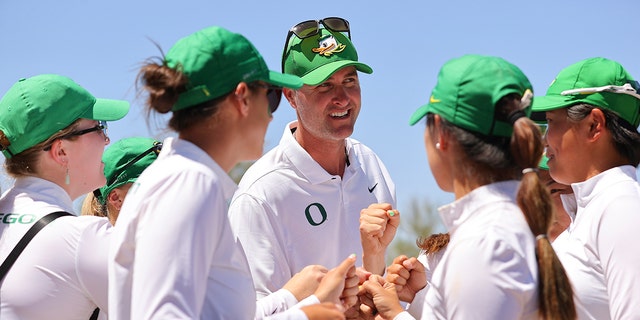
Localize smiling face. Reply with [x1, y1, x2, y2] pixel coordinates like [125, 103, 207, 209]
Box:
[287, 66, 361, 144]
[544, 108, 591, 185]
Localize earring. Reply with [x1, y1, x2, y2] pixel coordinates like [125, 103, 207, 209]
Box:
[65, 165, 70, 185]
[435, 142, 441, 150]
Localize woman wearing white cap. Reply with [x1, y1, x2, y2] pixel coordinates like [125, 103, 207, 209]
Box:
[0, 74, 129, 320]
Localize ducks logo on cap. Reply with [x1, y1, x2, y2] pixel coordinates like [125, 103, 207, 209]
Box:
[312, 35, 345, 57]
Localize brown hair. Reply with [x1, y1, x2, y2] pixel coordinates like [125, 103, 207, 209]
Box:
[507, 97, 576, 320]
[417, 233, 450, 254]
[4, 119, 82, 178]
[136, 57, 241, 133]
[426, 95, 576, 319]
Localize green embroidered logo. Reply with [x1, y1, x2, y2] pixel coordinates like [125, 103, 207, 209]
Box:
[1, 213, 37, 224]
[305, 203, 327, 226]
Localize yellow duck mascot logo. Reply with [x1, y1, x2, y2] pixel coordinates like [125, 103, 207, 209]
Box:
[312, 35, 346, 57]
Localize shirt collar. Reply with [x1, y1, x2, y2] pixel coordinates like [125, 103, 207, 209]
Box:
[280, 121, 355, 184]
[13, 176, 75, 212]
[161, 137, 237, 201]
[570, 165, 638, 210]
[438, 180, 519, 234]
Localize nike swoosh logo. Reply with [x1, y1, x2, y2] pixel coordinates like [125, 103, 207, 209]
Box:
[430, 95, 441, 103]
[368, 183, 378, 193]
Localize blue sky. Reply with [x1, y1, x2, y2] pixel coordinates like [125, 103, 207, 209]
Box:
[1, 0, 639, 230]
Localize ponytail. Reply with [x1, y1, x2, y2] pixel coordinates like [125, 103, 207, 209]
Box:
[509, 100, 576, 320]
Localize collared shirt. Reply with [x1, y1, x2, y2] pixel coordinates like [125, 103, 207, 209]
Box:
[228, 121, 396, 311]
[108, 137, 255, 320]
[398, 181, 538, 320]
[0, 177, 111, 320]
[553, 165, 640, 320]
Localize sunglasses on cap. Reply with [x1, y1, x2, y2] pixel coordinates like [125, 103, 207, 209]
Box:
[248, 82, 283, 115]
[43, 121, 109, 151]
[561, 81, 640, 100]
[281, 17, 351, 71]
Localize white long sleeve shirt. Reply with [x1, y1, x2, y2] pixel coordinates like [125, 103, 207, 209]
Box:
[108, 137, 313, 320]
[228, 121, 396, 311]
[0, 177, 110, 320]
[108, 137, 256, 320]
[397, 181, 538, 320]
[553, 165, 640, 320]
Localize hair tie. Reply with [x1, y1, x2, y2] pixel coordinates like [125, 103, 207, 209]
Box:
[507, 110, 527, 125]
[535, 234, 548, 241]
[522, 168, 537, 174]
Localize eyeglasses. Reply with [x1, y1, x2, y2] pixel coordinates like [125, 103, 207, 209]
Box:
[281, 17, 351, 71]
[249, 82, 283, 114]
[561, 81, 640, 100]
[536, 123, 548, 137]
[43, 121, 109, 151]
[106, 141, 162, 186]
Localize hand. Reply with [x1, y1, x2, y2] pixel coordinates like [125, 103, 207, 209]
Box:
[301, 302, 346, 320]
[385, 255, 427, 302]
[284, 264, 328, 301]
[359, 275, 404, 320]
[314, 254, 358, 309]
[360, 203, 400, 275]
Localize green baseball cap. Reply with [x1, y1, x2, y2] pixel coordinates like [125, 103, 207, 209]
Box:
[97, 137, 161, 205]
[409, 55, 533, 137]
[532, 57, 640, 127]
[282, 28, 372, 85]
[0, 74, 130, 158]
[166, 26, 303, 111]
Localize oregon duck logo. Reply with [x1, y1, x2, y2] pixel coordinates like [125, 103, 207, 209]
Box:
[312, 35, 345, 57]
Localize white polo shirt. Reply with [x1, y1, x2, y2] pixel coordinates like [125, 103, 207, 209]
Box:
[0, 177, 110, 320]
[553, 165, 640, 320]
[229, 121, 396, 309]
[396, 181, 538, 320]
[108, 137, 255, 320]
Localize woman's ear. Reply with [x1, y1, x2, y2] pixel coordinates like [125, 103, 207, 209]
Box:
[47, 139, 68, 166]
[107, 189, 123, 211]
[587, 108, 606, 142]
[233, 82, 251, 117]
[432, 114, 449, 151]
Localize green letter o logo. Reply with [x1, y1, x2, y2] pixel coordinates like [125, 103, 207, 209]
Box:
[305, 203, 327, 226]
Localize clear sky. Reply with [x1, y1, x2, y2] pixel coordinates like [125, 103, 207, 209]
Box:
[1, 0, 639, 230]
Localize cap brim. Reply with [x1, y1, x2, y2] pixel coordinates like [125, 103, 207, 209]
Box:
[531, 94, 575, 112]
[263, 71, 304, 89]
[301, 60, 373, 86]
[83, 98, 130, 121]
[409, 103, 430, 126]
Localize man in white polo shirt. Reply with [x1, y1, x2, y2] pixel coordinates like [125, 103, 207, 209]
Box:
[228, 17, 398, 309]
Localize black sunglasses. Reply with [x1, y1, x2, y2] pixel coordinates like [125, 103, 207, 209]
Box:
[106, 141, 163, 187]
[249, 82, 283, 114]
[281, 17, 351, 71]
[43, 121, 108, 151]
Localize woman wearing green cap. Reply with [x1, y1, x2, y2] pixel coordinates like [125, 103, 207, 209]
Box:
[82, 137, 161, 226]
[531, 57, 640, 319]
[108, 26, 359, 320]
[358, 55, 576, 319]
[0, 74, 129, 319]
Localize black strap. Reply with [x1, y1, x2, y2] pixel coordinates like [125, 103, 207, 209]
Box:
[89, 307, 100, 320]
[0, 211, 72, 281]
